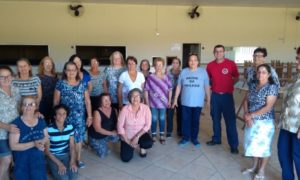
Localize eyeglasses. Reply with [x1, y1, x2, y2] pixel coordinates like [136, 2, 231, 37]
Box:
[66, 69, 77, 72]
[23, 102, 36, 107]
[0, 75, 12, 80]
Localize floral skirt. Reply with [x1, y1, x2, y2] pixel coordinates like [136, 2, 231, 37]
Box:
[244, 119, 275, 157]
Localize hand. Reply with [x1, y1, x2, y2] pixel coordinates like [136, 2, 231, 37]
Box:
[130, 136, 139, 148]
[167, 101, 172, 108]
[58, 163, 67, 175]
[111, 130, 118, 136]
[69, 162, 78, 173]
[34, 140, 45, 151]
[244, 113, 252, 122]
[172, 101, 178, 109]
[8, 124, 19, 133]
[205, 101, 210, 109]
[34, 111, 44, 119]
[86, 118, 92, 127]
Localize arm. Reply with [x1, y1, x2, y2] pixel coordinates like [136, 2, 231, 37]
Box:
[92, 110, 117, 136]
[84, 90, 92, 127]
[168, 89, 172, 108]
[88, 81, 93, 94]
[9, 132, 35, 151]
[205, 85, 211, 108]
[172, 85, 181, 108]
[103, 80, 108, 93]
[117, 82, 123, 109]
[0, 122, 19, 133]
[69, 136, 77, 172]
[144, 91, 149, 106]
[117, 108, 130, 144]
[249, 96, 277, 117]
[53, 89, 61, 107]
[36, 84, 42, 107]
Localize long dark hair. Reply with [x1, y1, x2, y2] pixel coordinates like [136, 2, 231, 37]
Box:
[69, 54, 83, 72]
[257, 63, 274, 84]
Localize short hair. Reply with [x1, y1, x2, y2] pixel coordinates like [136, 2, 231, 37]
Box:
[188, 53, 200, 67]
[53, 104, 70, 117]
[127, 88, 144, 103]
[256, 63, 274, 84]
[19, 96, 37, 115]
[213, 45, 225, 52]
[297, 47, 300, 55]
[254, 47, 268, 57]
[0, 65, 14, 75]
[109, 51, 125, 67]
[140, 59, 151, 71]
[62, 61, 81, 81]
[97, 93, 112, 108]
[90, 57, 100, 65]
[153, 57, 165, 66]
[38, 56, 56, 76]
[126, 56, 138, 66]
[68, 54, 83, 72]
[16, 58, 32, 78]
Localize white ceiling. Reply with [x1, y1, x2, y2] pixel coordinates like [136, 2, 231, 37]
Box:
[6, 0, 300, 8]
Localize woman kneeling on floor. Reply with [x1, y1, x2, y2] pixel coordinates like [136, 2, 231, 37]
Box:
[118, 88, 153, 162]
[89, 93, 119, 158]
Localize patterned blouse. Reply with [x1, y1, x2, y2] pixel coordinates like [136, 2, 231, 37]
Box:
[104, 66, 126, 103]
[12, 76, 41, 97]
[247, 82, 279, 121]
[279, 74, 300, 133]
[0, 86, 21, 140]
[89, 72, 106, 97]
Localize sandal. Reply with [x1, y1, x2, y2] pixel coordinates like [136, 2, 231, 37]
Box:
[242, 168, 255, 175]
[140, 149, 147, 158]
[254, 175, 264, 180]
[159, 137, 166, 145]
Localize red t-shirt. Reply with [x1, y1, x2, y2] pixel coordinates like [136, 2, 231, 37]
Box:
[206, 58, 239, 93]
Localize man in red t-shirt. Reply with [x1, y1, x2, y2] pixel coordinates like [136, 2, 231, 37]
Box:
[206, 44, 239, 154]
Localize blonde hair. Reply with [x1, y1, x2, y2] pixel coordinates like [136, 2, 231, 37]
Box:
[109, 51, 125, 67]
[154, 57, 165, 66]
[38, 56, 56, 76]
[19, 96, 37, 115]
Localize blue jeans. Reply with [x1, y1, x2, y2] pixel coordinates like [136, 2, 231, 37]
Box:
[151, 108, 166, 136]
[181, 105, 202, 142]
[90, 135, 119, 158]
[210, 92, 239, 148]
[47, 153, 78, 180]
[278, 129, 300, 180]
[166, 102, 182, 136]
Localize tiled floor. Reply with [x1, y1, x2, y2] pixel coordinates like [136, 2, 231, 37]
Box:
[52, 91, 282, 180]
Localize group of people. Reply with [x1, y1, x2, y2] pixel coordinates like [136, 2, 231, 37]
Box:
[0, 45, 299, 180]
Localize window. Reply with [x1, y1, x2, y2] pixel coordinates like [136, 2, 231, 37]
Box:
[225, 46, 257, 63]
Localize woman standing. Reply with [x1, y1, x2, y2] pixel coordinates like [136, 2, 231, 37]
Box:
[118, 56, 145, 109]
[89, 93, 119, 158]
[38, 56, 58, 124]
[172, 54, 210, 148]
[166, 57, 182, 137]
[104, 51, 126, 109]
[89, 57, 107, 111]
[277, 47, 300, 180]
[12, 58, 42, 106]
[0, 66, 20, 180]
[118, 88, 153, 162]
[69, 54, 92, 93]
[144, 58, 172, 144]
[9, 96, 48, 180]
[140, 59, 151, 79]
[243, 64, 279, 180]
[54, 61, 92, 168]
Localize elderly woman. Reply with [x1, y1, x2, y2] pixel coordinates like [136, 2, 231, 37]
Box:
[118, 56, 145, 109]
[278, 47, 300, 180]
[89, 93, 119, 158]
[117, 88, 152, 162]
[172, 54, 210, 148]
[246, 47, 280, 89]
[89, 57, 107, 111]
[144, 57, 172, 144]
[45, 104, 78, 180]
[9, 96, 48, 180]
[54, 61, 92, 169]
[0, 66, 20, 180]
[104, 51, 126, 110]
[243, 64, 279, 180]
[38, 56, 58, 124]
[12, 58, 42, 107]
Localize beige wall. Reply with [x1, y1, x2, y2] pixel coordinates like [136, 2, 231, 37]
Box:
[0, 1, 299, 70]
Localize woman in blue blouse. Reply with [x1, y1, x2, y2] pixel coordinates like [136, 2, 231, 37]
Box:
[243, 64, 279, 180]
[54, 61, 92, 169]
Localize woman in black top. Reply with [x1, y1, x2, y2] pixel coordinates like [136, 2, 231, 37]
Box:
[89, 93, 119, 158]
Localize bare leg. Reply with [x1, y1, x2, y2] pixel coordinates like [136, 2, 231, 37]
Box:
[257, 157, 269, 176]
[75, 142, 82, 161]
[0, 155, 12, 180]
[242, 157, 259, 175]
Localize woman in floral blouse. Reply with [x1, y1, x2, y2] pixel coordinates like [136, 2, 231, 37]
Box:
[278, 47, 300, 180]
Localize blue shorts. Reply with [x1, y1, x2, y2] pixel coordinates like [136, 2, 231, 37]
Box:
[0, 139, 11, 157]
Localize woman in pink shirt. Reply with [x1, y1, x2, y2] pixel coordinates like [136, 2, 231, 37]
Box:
[117, 88, 152, 162]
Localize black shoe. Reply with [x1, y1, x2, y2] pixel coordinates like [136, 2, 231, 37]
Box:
[140, 150, 147, 158]
[230, 148, 239, 154]
[166, 133, 171, 138]
[206, 140, 221, 146]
